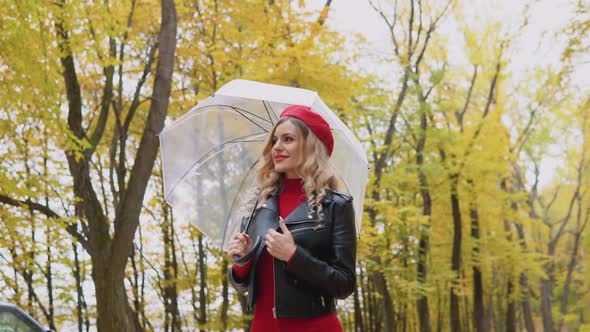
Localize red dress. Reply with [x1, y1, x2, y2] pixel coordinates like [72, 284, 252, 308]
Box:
[233, 178, 342, 331]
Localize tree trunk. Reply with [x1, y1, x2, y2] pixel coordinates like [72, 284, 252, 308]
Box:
[25, 212, 36, 312]
[436, 283, 443, 332]
[558, 202, 589, 331]
[365, 203, 395, 332]
[505, 280, 516, 332]
[129, 244, 143, 329]
[162, 205, 181, 332]
[43, 144, 56, 331]
[371, 272, 395, 332]
[449, 174, 462, 332]
[519, 273, 535, 332]
[72, 240, 89, 332]
[502, 214, 516, 332]
[221, 257, 229, 331]
[507, 176, 535, 332]
[486, 290, 494, 332]
[197, 233, 207, 332]
[0, 1, 176, 331]
[93, 260, 137, 332]
[462, 286, 471, 331]
[368, 274, 380, 332]
[416, 109, 432, 332]
[471, 251, 485, 331]
[494, 284, 504, 332]
[85, 0, 176, 330]
[354, 287, 363, 332]
[45, 224, 56, 331]
[469, 185, 488, 332]
[360, 266, 372, 332]
[540, 277, 554, 332]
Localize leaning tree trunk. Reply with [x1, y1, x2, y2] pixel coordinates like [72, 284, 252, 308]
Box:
[371, 269, 395, 332]
[81, 0, 177, 330]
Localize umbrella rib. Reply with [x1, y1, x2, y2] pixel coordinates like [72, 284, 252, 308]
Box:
[227, 106, 273, 132]
[165, 132, 267, 201]
[160, 104, 271, 136]
[232, 138, 265, 143]
[230, 105, 274, 124]
[221, 159, 259, 249]
[262, 100, 276, 125]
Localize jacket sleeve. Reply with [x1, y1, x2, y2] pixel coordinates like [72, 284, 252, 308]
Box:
[284, 198, 357, 299]
[229, 263, 251, 294]
[228, 216, 252, 294]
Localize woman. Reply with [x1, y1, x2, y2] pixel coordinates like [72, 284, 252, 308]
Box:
[226, 105, 357, 332]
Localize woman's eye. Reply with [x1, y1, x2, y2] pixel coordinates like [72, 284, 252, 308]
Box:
[285, 137, 293, 142]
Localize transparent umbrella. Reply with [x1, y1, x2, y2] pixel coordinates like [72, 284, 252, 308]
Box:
[159, 79, 368, 250]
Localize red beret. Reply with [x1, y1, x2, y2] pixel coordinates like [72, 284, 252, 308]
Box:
[280, 105, 334, 156]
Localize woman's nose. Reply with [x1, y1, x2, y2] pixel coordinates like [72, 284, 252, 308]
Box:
[272, 140, 283, 151]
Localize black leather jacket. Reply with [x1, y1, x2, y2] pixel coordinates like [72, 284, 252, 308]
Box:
[229, 189, 357, 319]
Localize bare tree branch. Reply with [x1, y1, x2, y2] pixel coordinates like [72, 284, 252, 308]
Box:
[316, 0, 333, 26]
[111, 0, 177, 272]
[0, 194, 89, 250]
[124, 41, 159, 133]
[455, 65, 478, 131]
[55, 2, 84, 140]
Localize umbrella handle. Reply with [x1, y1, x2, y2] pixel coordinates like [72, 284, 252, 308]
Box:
[233, 189, 262, 265]
[233, 235, 262, 265]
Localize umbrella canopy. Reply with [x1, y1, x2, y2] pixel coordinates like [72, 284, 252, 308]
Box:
[159, 79, 368, 249]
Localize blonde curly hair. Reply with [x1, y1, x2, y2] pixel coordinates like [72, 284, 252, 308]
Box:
[252, 116, 344, 215]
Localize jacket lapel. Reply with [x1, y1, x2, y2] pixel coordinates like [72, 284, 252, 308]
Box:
[261, 194, 279, 215]
[262, 190, 322, 224]
[284, 201, 317, 224]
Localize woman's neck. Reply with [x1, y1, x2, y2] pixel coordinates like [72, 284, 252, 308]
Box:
[282, 177, 303, 193]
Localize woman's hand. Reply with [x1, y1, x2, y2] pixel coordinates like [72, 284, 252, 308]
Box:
[227, 233, 252, 266]
[265, 217, 297, 262]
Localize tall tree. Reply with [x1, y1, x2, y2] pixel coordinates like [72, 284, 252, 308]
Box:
[0, 0, 177, 330]
[366, 1, 453, 330]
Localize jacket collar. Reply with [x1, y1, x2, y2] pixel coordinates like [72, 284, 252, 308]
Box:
[263, 191, 321, 224]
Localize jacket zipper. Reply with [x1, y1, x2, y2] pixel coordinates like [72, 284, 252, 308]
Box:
[273, 221, 324, 318]
[290, 223, 325, 234]
[286, 219, 315, 225]
[272, 257, 277, 319]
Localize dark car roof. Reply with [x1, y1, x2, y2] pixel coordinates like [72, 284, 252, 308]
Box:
[0, 302, 48, 331]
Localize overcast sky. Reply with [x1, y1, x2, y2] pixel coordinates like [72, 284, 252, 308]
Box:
[321, 0, 586, 82]
[308, 0, 587, 188]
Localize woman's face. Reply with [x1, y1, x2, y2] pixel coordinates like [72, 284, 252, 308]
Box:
[271, 120, 303, 179]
